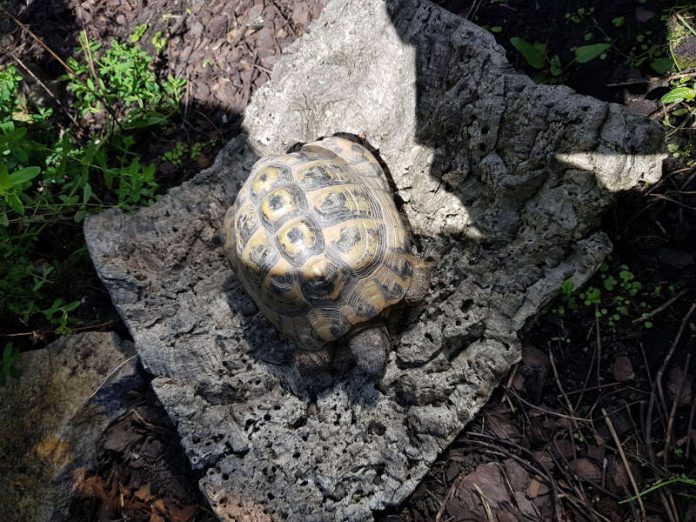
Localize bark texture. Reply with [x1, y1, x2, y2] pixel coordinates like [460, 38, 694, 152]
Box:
[85, 0, 664, 520]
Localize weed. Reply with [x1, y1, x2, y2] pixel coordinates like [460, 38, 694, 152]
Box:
[510, 37, 563, 80]
[553, 260, 675, 330]
[152, 31, 168, 55]
[162, 141, 188, 167]
[0, 29, 186, 337]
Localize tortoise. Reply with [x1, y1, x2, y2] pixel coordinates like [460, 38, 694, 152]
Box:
[222, 135, 429, 379]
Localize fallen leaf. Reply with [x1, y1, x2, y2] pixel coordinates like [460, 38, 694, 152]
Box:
[134, 483, 152, 502]
[613, 356, 635, 382]
[667, 366, 693, 406]
[573, 458, 601, 482]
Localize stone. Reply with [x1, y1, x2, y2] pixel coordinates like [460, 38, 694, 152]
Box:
[0, 332, 142, 522]
[84, 0, 664, 520]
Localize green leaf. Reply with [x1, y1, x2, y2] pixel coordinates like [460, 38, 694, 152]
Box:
[650, 57, 673, 75]
[550, 55, 563, 77]
[9, 166, 41, 186]
[611, 17, 625, 27]
[129, 24, 149, 43]
[6, 192, 24, 215]
[574, 43, 611, 63]
[660, 86, 696, 104]
[510, 37, 546, 69]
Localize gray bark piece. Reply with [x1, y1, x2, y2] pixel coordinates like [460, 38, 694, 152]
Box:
[0, 332, 141, 522]
[84, 0, 664, 520]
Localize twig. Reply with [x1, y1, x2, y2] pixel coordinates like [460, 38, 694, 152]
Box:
[509, 390, 591, 423]
[648, 302, 696, 461]
[434, 474, 460, 522]
[0, 320, 120, 338]
[472, 483, 495, 522]
[85, 354, 139, 401]
[550, 351, 578, 430]
[0, 5, 77, 76]
[602, 408, 646, 520]
[663, 354, 691, 467]
[686, 394, 696, 459]
[606, 67, 696, 87]
[633, 288, 690, 325]
[8, 53, 81, 128]
[650, 193, 696, 211]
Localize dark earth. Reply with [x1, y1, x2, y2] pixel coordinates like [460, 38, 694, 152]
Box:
[2, 0, 696, 520]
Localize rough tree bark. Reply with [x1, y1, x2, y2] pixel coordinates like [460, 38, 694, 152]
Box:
[85, 0, 664, 520]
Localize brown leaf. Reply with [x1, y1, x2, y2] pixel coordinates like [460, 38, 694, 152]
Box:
[134, 483, 152, 502]
[613, 356, 635, 382]
[167, 503, 199, 522]
[667, 366, 693, 406]
[526, 477, 550, 498]
[154, 498, 166, 513]
[573, 458, 601, 482]
[522, 344, 549, 369]
[503, 459, 530, 490]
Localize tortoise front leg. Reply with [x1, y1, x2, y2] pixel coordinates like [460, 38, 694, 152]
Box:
[348, 322, 390, 378]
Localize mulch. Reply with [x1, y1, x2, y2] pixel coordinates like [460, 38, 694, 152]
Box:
[3, 0, 696, 520]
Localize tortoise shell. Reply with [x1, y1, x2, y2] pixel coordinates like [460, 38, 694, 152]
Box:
[223, 136, 415, 349]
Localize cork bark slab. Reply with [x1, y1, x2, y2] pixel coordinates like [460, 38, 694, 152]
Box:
[85, 0, 664, 520]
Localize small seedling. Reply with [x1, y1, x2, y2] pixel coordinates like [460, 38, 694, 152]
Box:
[552, 260, 677, 330]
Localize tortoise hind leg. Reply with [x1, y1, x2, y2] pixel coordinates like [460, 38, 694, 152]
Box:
[348, 322, 390, 378]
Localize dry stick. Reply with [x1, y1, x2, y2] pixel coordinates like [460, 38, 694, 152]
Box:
[550, 351, 578, 430]
[509, 389, 590, 424]
[650, 193, 696, 211]
[633, 288, 691, 325]
[0, 5, 76, 75]
[472, 483, 495, 522]
[9, 53, 81, 128]
[663, 353, 692, 466]
[434, 474, 460, 522]
[602, 408, 647, 520]
[575, 321, 600, 411]
[686, 395, 696, 459]
[648, 302, 696, 462]
[643, 305, 694, 522]
[0, 6, 122, 132]
[0, 320, 120, 338]
[606, 67, 696, 87]
[85, 354, 139, 401]
[595, 312, 603, 390]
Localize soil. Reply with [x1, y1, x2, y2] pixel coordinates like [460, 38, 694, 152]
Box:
[2, 0, 695, 520]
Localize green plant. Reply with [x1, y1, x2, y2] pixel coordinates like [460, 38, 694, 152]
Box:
[510, 37, 563, 79]
[152, 31, 168, 55]
[0, 342, 20, 384]
[621, 475, 696, 504]
[162, 141, 188, 167]
[553, 261, 675, 329]
[0, 30, 186, 337]
[65, 31, 184, 128]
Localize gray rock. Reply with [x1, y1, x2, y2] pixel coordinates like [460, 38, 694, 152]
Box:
[84, 0, 664, 520]
[0, 332, 142, 522]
